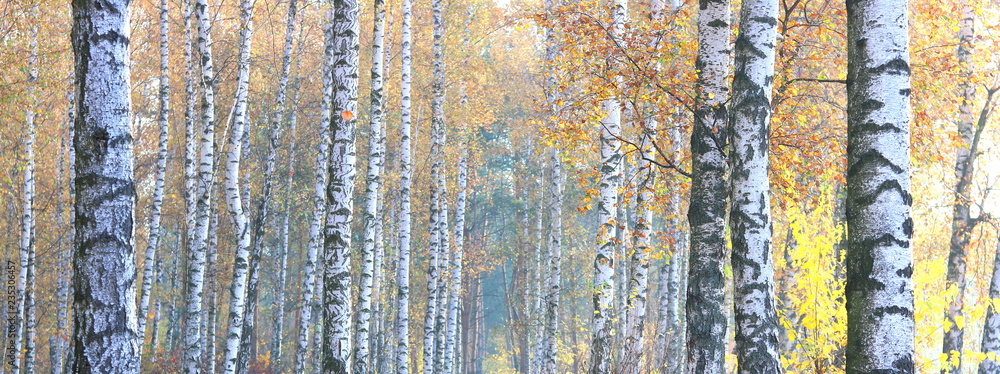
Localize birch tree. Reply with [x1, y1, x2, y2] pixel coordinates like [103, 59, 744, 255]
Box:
[394, 0, 415, 369]
[591, 0, 626, 372]
[355, 0, 386, 369]
[686, 0, 731, 369]
[942, 3, 977, 371]
[218, 0, 256, 372]
[322, 0, 361, 368]
[233, 0, 296, 370]
[70, 0, 141, 371]
[980, 237, 1000, 374]
[51, 88, 75, 374]
[444, 151, 468, 374]
[844, 0, 914, 372]
[138, 0, 171, 361]
[15, 4, 40, 373]
[273, 82, 300, 372]
[729, 0, 781, 371]
[424, 0, 449, 370]
[182, 0, 219, 370]
[295, 7, 335, 371]
[539, 1, 563, 371]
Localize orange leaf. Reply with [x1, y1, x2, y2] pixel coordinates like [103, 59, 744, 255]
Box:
[340, 110, 354, 121]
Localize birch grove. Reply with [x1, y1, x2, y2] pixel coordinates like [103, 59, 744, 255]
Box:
[9, 0, 1000, 373]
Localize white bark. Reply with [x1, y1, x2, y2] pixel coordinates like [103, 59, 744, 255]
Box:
[730, 0, 781, 371]
[845, 0, 914, 372]
[70, 0, 141, 371]
[979, 238, 1000, 374]
[51, 88, 75, 374]
[295, 9, 334, 372]
[539, 0, 562, 370]
[591, 1, 626, 372]
[220, 0, 256, 372]
[138, 0, 170, 362]
[686, 0, 732, 369]
[183, 0, 219, 371]
[16, 5, 39, 373]
[395, 0, 414, 369]
[205, 210, 219, 373]
[943, 3, 977, 371]
[622, 111, 654, 374]
[444, 153, 468, 374]
[355, 0, 386, 369]
[424, 0, 448, 371]
[322, 0, 361, 369]
[273, 77, 301, 374]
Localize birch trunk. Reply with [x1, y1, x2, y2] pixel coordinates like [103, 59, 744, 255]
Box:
[295, 10, 335, 371]
[182, 0, 219, 371]
[943, 3, 976, 371]
[355, 0, 386, 369]
[845, 0, 914, 372]
[979, 238, 1000, 374]
[444, 153, 468, 374]
[183, 0, 198, 247]
[539, 1, 562, 370]
[16, 5, 40, 373]
[322, 0, 361, 369]
[232, 1, 295, 371]
[424, 0, 449, 370]
[273, 84, 300, 374]
[138, 0, 170, 361]
[686, 0, 731, 370]
[591, 1, 626, 372]
[219, 0, 256, 372]
[70, 0, 140, 371]
[622, 110, 655, 374]
[51, 89, 75, 374]
[395, 0, 415, 369]
[729, 0, 781, 371]
[204, 210, 219, 373]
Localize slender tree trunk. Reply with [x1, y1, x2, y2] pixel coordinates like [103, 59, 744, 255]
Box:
[424, 0, 449, 371]
[295, 10, 335, 371]
[70, 0, 140, 371]
[273, 81, 301, 374]
[355, 0, 386, 370]
[322, 0, 361, 369]
[51, 89, 75, 374]
[16, 5, 40, 373]
[182, 0, 219, 371]
[180, 1, 199, 365]
[218, 0, 256, 372]
[395, 0, 414, 369]
[231, 1, 293, 371]
[730, 0, 782, 371]
[979, 238, 1000, 374]
[444, 153, 468, 374]
[686, 0, 731, 370]
[943, 3, 977, 372]
[539, 1, 563, 371]
[591, 1, 626, 372]
[138, 0, 170, 363]
[623, 102, 656, 374]
[204, 210, 219, 373]
[844, 0, 914, 372]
